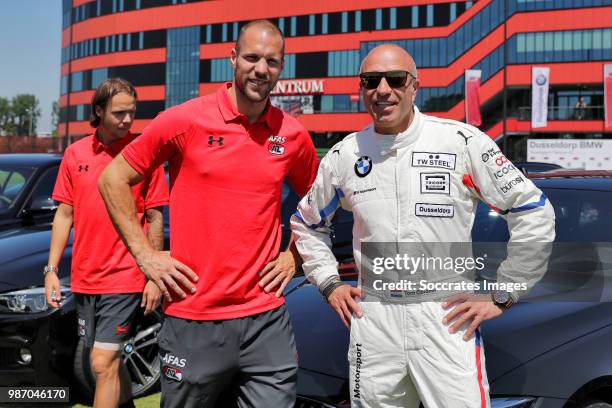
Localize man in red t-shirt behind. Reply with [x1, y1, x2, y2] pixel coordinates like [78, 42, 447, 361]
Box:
[44, 78, 168, 408]
[98, 20, 318, 407]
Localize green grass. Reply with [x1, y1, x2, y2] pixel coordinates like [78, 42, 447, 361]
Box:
[72, 392, 160, 407]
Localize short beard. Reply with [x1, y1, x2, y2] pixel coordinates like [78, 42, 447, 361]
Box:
[235, 75, 273, 103]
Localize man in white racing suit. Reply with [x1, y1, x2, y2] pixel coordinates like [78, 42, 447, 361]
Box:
[290, 44, 555, 407]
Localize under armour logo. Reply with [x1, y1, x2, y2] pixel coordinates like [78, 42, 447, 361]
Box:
[208, 136, 224, 146]
[78, 165, 89, 172]
[116, 324, 129, 335]
[457, 131, 473, 145]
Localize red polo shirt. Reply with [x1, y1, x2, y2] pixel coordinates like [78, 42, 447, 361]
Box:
[122, 83, 318, 320]
[52, 133, 169, 294]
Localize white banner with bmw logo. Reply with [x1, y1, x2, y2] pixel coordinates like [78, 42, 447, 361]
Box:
[531, 67, 550, 129]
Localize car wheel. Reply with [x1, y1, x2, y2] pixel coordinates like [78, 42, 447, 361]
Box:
[73, 336, 95, 398]
[73, 309, 163, 399]
[581, 399, 612, 408]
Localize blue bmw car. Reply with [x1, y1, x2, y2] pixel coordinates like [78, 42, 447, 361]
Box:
[285, 170, 612, 408]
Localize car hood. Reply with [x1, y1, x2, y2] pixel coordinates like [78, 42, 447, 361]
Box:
[0, 227, 72, 291]
[483, 300, 612, 383]
[285, 278, 612, 387]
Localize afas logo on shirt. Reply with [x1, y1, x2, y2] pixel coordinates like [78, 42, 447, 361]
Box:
[268, 135, 286, 155]
[268, 135, 286, 144]
[161, 352, 187, 368]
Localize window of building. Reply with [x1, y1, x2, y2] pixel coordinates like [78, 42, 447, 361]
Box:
[166, 26, 201, 108]
[426, 4, 434, 27]
[71, 71, 84, 92]
[91, 68, 108, 89]
[280, 54, 296, 79]
[450, 3, 457, 21]
[232, 22, 239, 41]
[389, 8, 397, 29]
[328, 50, 359, 77]
[412, 6, 419, 28]
[211, 58, 232, 82]
[60, 75, 68, 95]
[76, 105, 85, 121]
[341, 12, 348, 33]
[290, 16, 297, 36]
[355, 10, 362, 32]
[322, 13, 328, 34]
[222, 23, 228, 43]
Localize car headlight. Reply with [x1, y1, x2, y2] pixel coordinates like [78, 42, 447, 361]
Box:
[491, 397, 536, 408]
[0, 286, 72, 314]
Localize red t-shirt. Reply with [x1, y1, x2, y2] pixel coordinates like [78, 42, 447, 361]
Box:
[122, 83, 318, 320]
[52, 133, 169, 294]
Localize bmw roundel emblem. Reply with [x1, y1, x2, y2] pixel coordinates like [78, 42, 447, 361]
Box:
[354, 156, 373, 178]
[123, 343, 134, 354]
[536, 74, 547, 86]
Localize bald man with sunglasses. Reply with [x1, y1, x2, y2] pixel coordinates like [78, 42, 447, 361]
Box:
[291, 44, 555, 407]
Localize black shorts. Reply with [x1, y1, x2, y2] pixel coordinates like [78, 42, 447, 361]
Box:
[158, 305, 298, 408]
[75, 293, 141, 351]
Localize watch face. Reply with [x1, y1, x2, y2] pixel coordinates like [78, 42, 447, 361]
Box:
[493, 290, 510, 304]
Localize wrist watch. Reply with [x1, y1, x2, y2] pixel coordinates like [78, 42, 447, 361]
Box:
[43, 265, 59, 276]
[491, 290, 514, 311]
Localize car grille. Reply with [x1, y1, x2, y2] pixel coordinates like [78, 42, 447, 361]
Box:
[0, 347, 17, 367]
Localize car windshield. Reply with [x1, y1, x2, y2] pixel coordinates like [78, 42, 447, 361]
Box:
[0, 165, 35, 213]
[472, 186, 612, 242]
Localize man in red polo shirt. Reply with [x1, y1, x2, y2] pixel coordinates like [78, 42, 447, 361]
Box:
[98, 20, 318, 407]
[44, 78, 168, 408]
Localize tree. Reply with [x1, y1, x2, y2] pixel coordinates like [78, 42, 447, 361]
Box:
[11, 94, 41, 136]
[51, 100, 60, 137]
[0, 97, 11, 136]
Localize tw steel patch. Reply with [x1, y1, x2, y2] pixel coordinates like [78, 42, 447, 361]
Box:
[412, 152, 456, 170]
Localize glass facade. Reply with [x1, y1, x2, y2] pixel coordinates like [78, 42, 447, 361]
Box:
[509, 28, 612, 63]
[362, 0, 505, 68]
[328, 50, 360, 77]
[60, 0, 611, 142]
[210, 58, 232, 83]
[166, 26, 201, 108]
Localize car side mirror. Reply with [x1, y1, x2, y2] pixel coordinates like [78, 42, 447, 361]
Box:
[29, 196, 58, 213]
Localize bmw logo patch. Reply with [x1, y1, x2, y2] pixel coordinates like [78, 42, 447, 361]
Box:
[123, 343, 134, 354]
[354, 156, 373, 178]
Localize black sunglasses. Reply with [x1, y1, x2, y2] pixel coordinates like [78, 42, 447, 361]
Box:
[359, 70, 417, 90]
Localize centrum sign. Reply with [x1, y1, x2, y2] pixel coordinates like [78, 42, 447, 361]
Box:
[271, 79, 324, 95]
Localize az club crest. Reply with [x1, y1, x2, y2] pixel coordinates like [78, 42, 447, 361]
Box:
[354, 156, 372, 178]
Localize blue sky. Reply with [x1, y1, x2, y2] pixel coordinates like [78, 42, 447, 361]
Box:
[0, 0, 61, 134]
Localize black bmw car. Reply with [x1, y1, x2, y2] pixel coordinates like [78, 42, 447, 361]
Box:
[0, 154, 162, 399]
